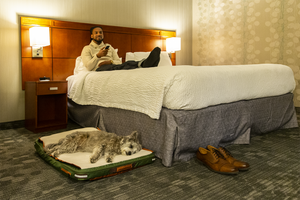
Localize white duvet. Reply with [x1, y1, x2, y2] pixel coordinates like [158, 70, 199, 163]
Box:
[67, 64, 295, 119]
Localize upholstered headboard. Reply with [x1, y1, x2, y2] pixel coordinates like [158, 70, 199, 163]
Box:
[20, 16, 176, 89]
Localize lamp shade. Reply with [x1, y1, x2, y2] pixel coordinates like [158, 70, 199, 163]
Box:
[29, 27, 50, 47]
[166, 37, 181, 53]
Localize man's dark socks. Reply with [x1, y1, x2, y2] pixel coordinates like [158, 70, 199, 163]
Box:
[141, 47, 161, 68]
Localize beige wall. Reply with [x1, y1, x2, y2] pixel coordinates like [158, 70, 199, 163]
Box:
[193, 0, 300, 107]
[0, 0, 192, 123]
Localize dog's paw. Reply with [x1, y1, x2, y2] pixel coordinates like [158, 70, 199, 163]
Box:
[90, 157, 98, 163]
[45, 150, 51, 155]
[52, 151, 60, 157]
[106, 157, 113, 163]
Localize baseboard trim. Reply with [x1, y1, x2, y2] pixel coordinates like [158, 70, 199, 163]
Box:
[0, 120, 25, 130]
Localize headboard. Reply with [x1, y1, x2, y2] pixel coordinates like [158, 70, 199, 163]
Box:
[20, 16, 176, 89]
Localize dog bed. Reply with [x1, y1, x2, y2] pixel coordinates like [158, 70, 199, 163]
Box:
[34, 127, 156, 180]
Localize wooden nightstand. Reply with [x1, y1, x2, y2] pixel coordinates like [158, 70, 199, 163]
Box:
[25, 81, 68, 133]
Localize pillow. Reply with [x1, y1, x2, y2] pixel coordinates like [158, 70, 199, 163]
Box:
[74, 56, 88, 75]
[125, 51, 172, 67]
[125, 52, 135, 61]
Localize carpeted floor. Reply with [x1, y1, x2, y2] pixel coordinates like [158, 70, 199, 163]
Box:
[0, 115, 300, 200]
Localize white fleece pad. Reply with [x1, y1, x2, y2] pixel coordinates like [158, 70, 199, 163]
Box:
[40, 128, 152, 169]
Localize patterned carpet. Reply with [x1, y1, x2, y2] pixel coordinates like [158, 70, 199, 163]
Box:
[0, 115, 299, 200]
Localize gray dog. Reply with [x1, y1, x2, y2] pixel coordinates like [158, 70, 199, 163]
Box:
[44, 130, 142, 163]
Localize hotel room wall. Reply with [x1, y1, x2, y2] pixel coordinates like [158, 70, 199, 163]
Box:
[0, 0, 192, 123]
[192, 0, 300, 107]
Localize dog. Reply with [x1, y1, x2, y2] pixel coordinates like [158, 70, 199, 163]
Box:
[44, 130, 142, 163]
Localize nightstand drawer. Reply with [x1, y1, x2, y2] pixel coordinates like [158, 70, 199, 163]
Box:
[37, 82, 67, 95]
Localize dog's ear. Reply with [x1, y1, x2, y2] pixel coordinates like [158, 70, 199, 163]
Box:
[120, 136, 129, 145]
[129, 131, 138, 142]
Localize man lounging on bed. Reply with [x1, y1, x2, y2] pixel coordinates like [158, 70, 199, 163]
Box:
[81, 26, 161, 72]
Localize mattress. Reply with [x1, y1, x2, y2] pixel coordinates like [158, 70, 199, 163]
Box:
[35, 128, 156, 180]
[67, 64, 295, 119]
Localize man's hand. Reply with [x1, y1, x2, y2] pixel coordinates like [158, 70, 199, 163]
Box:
[98, 60, 112, 67]
[96, 47, 108, 58]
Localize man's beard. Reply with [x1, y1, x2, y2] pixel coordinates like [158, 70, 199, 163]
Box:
[92, 37, 103, 44]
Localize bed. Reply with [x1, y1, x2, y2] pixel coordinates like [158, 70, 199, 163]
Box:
[67, 55, 298, 167]
[20, 17, 299, 167]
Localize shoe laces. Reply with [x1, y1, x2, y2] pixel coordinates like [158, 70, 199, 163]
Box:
[212, 148, 225, 159]
[221, 147, 232, 157]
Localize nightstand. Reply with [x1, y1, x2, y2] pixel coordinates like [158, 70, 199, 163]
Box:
[25, 81, 68, 133]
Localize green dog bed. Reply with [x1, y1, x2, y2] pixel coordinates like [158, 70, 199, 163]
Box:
[34, 128, 156, 181]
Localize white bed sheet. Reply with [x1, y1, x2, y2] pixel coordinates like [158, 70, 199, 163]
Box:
[67, 64, 295, 119]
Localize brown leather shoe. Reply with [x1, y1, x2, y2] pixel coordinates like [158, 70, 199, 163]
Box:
[218, 147, 250, 171]
[196, 145, 239, 175]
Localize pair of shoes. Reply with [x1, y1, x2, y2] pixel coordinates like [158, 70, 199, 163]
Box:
[197, 145, 238, 175]
[138, 47, 161, 68]
[196, 145, 250, 175]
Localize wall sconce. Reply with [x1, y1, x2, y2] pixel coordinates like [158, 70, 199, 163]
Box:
[29, 27, 50, 57]
[166, 37, 181, 58]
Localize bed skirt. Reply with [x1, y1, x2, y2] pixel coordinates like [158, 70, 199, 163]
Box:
[68, 93, 298, 167]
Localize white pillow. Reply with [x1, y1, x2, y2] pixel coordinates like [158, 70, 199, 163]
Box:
[159, 52, 173, 66]
[74, 56, 88, 75]
[125, 51, 172, 67]
[125, 52, 135, 61]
